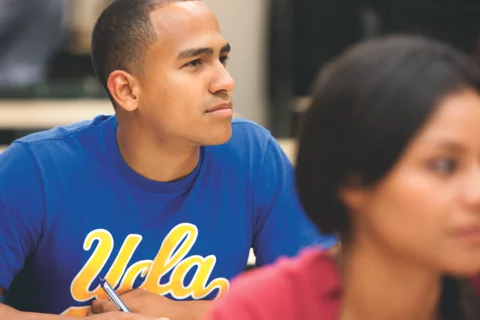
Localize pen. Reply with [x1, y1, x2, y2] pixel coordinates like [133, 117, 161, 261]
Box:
[99, 277, 130, 312]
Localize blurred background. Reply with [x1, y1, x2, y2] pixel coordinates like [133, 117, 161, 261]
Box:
[0, 0, 479, 155]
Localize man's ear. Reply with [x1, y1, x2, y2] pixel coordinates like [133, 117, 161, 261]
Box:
[107, 70, 140, 112]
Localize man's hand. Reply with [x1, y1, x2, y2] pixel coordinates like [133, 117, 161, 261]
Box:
[0, 301, 165, 320]
[89, 312, 168, 320]
[87, 289, 211, 320]
[88, 289, 174, 317]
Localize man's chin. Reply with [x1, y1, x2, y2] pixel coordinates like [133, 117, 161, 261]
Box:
[200, 127, 233, 146]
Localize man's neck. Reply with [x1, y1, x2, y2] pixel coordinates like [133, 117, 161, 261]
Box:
[339, 236, 441, 320]
[116, 124, 200, 183]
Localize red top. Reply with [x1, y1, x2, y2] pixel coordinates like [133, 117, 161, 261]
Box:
[206, 248, 480, 320]
[473, 276, 480, 297]
[206, 248, 341, 320]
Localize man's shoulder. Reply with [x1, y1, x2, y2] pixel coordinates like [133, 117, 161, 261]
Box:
[0, 115, 113, 175]
[231, 118, 272, 140]
[15, 115, 112, 148]
[204, 118, 276, 168]
[221, 118, 274, 153]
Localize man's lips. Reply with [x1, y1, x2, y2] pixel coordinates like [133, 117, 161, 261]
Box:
[205, 102, 233, 114]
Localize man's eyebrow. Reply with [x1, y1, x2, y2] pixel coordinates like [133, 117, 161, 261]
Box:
[177, 43, 231, 59]
[220, 43, 231, 54]
[178, 47, 214, 59]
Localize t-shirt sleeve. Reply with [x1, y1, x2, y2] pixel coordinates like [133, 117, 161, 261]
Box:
[251, 137, 337, 266]
[0, 142, 45, 291]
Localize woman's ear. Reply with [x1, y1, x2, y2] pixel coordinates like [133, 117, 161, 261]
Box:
[339, 176, 371, 212]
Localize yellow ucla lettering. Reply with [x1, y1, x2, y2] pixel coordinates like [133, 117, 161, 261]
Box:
[63, 223, 230, 316]
[69, 229, 113, 302]
[170, 255, 229, 299]
[102, 234, 143, 295]
[70, 230, 142, 301]
[118, 260, 152, 294]
[142, 223, 198, 294]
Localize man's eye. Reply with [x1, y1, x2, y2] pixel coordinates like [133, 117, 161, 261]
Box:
[186, 59, 202, 67]
[220, 56, 229, 65]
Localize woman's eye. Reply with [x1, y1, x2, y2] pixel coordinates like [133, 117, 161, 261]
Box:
[428, 158, 457, 175]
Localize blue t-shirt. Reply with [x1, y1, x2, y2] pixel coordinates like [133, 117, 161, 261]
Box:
[0, 116, 336, 316]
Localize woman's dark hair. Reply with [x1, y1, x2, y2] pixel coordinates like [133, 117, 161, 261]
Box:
[295, 35, 480, 320]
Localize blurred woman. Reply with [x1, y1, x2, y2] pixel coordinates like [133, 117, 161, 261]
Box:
[205, 35, 480, 320]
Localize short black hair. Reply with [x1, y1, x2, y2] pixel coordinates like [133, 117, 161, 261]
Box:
[296, 35, 480, 238]
[91, 0, 199, 102]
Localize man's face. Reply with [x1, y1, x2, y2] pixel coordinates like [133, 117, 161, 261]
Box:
[136, 1, 235, 146]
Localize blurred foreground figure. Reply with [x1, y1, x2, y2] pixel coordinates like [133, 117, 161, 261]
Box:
[206, 35, 480, 320]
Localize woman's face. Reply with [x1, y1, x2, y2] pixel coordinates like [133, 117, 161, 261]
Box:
[347, 89, 480, 276]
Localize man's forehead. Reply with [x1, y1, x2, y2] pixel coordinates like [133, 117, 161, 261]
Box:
[148, 2, 226, 55]
[150, 2, 220, 38]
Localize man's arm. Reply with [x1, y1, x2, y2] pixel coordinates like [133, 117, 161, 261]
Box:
[89, 288, 210, 320]
[0, 292, 78, 320]
[0, 143, 47, 298]
[0, 144, 72, 320]
[0, 143, 49, 293]
[252, 137, 338, 266]
[0, 144, 166, 320]
[0, 287, 166, 320]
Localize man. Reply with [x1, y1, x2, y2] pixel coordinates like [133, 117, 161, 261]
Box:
[0, 0, 336, 319]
